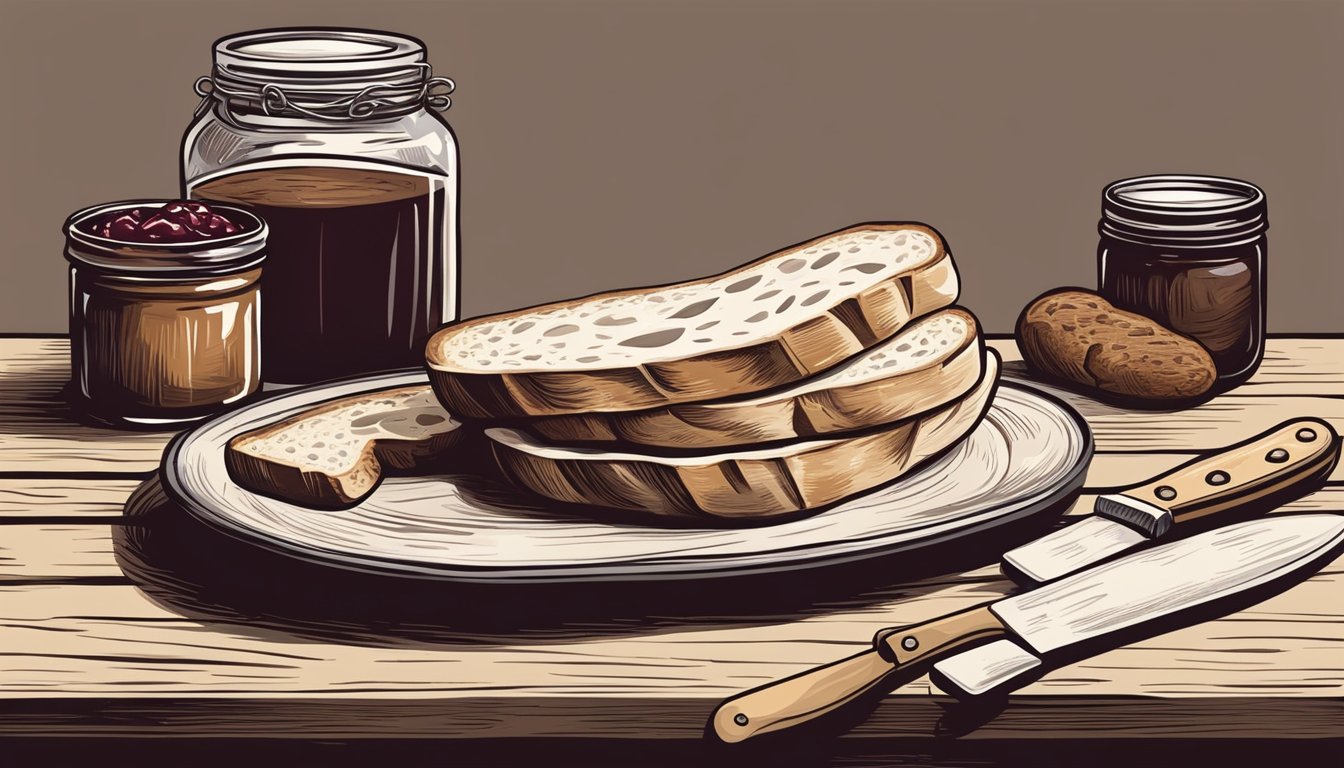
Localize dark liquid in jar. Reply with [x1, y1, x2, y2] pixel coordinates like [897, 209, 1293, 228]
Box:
[191, 166, 450, 384]
[1099, 241, 1265, 385]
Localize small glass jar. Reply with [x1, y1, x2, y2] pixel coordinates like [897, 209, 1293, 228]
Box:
[182, 28, 459, 385]
[1098, 174, 1268, 391]
[65, 201, 267, 428]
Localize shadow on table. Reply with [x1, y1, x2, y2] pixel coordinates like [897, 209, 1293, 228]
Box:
[0, 351, 180, 442]
[7, 734, 1341, 767]
[111, 474, 1084, 747]
[113, 476, 1070, 650]
[998, 360, 1219, 414]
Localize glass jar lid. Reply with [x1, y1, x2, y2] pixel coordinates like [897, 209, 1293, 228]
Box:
[1100, 174, 1267, 248]
[196, 28, 454, 122]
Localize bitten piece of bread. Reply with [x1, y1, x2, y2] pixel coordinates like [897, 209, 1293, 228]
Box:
[1016, 289, 1216, 400]
[529, 308, 984, 449]
[225, 386, 461, 509]
[487, 351, 999, 520]
[427, 223, 959, 418]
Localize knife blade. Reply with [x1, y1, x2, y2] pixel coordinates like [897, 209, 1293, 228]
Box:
[711, 514, 1344, 743]
[1002, 418, 1339, 585]
[931, 637, 1042, 698]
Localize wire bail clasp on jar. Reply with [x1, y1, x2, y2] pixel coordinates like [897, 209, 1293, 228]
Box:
[192, 63, 455, 123]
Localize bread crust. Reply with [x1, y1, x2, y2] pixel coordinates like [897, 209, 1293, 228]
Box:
[530, 309, 984, 449]
[426, 223, 959, 418]
[1016, 289, 1216, 401]
[488, 352, 999, 520]
[224, 386, 462, 510]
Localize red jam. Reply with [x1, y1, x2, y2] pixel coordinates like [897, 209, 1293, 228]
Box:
[87, 200, 242, 243]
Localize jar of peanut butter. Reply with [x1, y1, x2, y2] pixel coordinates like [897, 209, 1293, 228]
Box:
[64, 200, 267, 428]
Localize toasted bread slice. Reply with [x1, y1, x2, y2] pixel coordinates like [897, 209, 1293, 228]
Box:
[225, 386, 461, 509]
[530, 308, 984, 449]
[488, 351, 999, 520]
[427, 223, 959, 418]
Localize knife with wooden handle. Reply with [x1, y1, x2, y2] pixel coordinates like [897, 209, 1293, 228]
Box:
[712, 606, 1003, 743]
[1002, 417, 1339, 585]
[930, 417, 1341, 701]
[711, 514, 1344, 743]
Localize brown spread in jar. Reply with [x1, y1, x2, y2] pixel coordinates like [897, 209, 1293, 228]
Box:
[1097, 175, 1267, 391]
[191, 166, 447, 384]
[64, 200, 267, 427]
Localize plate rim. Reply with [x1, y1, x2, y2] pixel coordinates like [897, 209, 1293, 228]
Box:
[161, 369, 1094, 584]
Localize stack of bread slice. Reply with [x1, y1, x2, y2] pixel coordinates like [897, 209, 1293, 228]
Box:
[426, 223, 999, 522]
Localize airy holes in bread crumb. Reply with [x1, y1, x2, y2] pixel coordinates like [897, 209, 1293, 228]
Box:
[436, 227, 940, 371]
[619, 328, 685, 348]
[726, 275, 762, 293]
[668, 297, 718, 319]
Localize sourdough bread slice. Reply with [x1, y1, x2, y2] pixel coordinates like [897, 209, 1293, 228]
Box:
[488, 351, 1000, 520]
[226, 386, 461, 509]
[427, 223, 959, 418]
[530, 308, 984, 449]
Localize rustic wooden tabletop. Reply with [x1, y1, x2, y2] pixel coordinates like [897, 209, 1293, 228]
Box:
[1, 335, 1340, 759]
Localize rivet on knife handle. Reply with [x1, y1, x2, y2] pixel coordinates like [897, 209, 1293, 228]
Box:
[1003, 417, 1341, 586]
[1099, 417, 1339, 535]
[710, 606, 1004, 743]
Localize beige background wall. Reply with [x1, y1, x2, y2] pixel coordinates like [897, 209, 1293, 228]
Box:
[1, 0, 1340, 333]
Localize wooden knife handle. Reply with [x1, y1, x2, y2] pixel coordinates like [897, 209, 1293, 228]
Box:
[1123, 418, 1339, 524]
[872, 605, 1007, 665]
[711, 606, 1005, 743]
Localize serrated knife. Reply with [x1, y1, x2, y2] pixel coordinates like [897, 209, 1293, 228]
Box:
[1002, 418, 1339, 586]
[711, 513, 1344, 743]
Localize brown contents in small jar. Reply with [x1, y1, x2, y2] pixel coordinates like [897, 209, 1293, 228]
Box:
[1097, 175, 1267, 390]
[65, 200, 266, 427]
[74, 270, 261, 412]
[1101, 249, 1259, 368]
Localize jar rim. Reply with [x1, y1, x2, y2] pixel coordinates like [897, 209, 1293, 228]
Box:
[199, 28, 452, 123]
[214, 28, 427, 80]
[1100, 174, 1267, 247]
[65, 200, 268, 276]
[1104, 174, 1265, 217]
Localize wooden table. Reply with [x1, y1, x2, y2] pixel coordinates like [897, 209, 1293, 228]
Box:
[2, 335, 1341, 762]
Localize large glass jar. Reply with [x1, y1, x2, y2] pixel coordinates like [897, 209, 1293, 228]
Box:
[182, 28, 458, 384]
[1098, 174, 1267, 392]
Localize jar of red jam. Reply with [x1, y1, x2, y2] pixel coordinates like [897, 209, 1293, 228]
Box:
[1098, 174, 1267, 391]
[64, 200, 267, 428]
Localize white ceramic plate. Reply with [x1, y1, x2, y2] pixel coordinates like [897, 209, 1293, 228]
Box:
[163, 370, 1092, 583]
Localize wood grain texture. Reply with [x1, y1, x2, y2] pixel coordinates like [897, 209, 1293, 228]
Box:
[0, 338, 172, 473]
[0, 696, 1338, 741]
[0, 336, 1342, 741]
[996, 356, 1344, 452]
[5, 485, 1341, 581]
[0, 551, 1337, 737]
[0, 525, 123, 582]
[0, 479, 1339, 738]
[1, 338, 1339, 476]
[986, 337, 1344, 396]
[0, 478, 138, 519]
